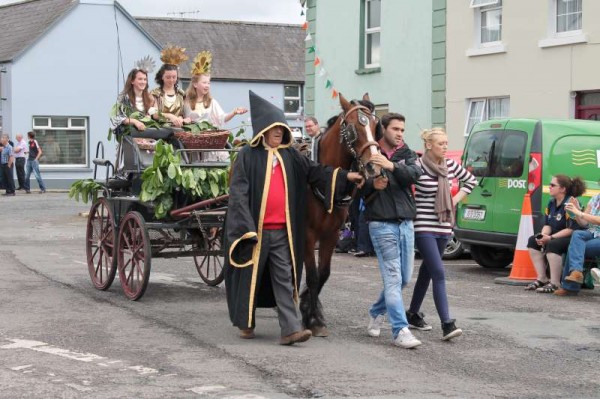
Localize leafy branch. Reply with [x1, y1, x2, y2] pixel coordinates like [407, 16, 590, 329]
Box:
[139, 140, 229, 219]
[69, 179, 104, 204]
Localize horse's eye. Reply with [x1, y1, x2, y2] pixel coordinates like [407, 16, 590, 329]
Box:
[358, 115, 369, 126]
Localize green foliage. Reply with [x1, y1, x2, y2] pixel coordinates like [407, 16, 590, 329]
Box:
[140, 140, 229, 219]
[69, 179, 104, 204]
[182, 120, 217, 133]
[107, 106, 164, 141]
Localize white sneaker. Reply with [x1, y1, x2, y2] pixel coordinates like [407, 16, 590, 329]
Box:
[394, 327, 422, 349]
[591, 268, 600, 284]
[367, 314, 385, 337]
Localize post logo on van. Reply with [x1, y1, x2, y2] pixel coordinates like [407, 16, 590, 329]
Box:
[499, 179, 526, 189]
[571, 149, 600, 168]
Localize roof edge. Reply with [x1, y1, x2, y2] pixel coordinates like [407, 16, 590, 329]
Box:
[114, 1, 162, 51]
[9, 0, 79, 62]
[135, 16, 302, 28]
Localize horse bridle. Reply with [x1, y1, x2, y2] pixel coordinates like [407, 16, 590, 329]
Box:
[339, 105, 380, 173]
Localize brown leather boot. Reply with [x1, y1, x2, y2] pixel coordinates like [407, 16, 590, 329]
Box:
[554, 287, 578, 296]
[279, 329, 312, 345]
[239, 328, 255, 339]
[565, 270, 584, 284]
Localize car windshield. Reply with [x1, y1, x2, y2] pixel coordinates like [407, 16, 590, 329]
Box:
[464, 129, 527, 177]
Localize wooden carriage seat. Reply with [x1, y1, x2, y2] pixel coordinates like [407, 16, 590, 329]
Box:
[122, 128, 175, 171]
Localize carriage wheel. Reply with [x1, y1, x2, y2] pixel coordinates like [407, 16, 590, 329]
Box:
[117, 211, 151, 300]
[86, 198, 117, 290]
[193, 227, 225, 286]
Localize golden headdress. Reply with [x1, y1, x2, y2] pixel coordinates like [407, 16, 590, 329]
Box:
[160, 45, 188, 66]
[191, 51, 212, 76]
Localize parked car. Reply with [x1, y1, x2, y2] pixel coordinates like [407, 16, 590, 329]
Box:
[455, 119, 600, 268]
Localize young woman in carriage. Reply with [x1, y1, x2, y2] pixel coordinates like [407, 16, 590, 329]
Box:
[151, 45, 190, 128]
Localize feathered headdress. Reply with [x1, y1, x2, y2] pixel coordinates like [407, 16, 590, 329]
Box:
[191, 51, 212, 76]
[160, 45, 188, 66]
[134, 55, 156, 74]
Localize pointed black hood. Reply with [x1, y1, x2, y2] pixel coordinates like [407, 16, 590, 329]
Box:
[248, 90, 292, 148]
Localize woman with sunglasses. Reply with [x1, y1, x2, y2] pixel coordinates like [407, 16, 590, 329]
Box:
[525, 175, 586, 293]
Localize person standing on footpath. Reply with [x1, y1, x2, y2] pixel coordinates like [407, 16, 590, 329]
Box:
[13, 133, 28, 190]
[24, 131, 46, 194]
[224, 91, 364, 345]
[0, 134, 16, 196]
[360, 113, 423, 349]
[407, 128, 477, 340]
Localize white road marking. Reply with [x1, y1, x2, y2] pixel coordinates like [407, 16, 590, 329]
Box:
[224, 395, 268, 399]
[11, 364, 33, 371]
[65, 383, 93, 392]
[128, 365, 159, 375]
[186, 385, 226, 394]
[73, 260, 87, 266]
[2, 338, 162, 377]
[151, 272, 199, 289]
[1, 339, 104, 362]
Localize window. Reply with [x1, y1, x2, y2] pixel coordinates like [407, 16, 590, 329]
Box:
[284, 85, 301, 115]
[32, 116, 88, 167]
[556, 0, 582, 33]
[374, 104, 388, 119]
[477, 0, 502, 44]
[464, 130, 527, 178]
[465, 97, 509, 136]
[364, 0, 381, 67]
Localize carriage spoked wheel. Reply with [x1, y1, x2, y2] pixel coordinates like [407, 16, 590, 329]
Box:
[193, 227, 225, 286]
[86, 197, 117, 290]
[117, 211, 151, 300]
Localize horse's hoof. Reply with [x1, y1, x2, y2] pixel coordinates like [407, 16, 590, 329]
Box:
[311, 326, 329, 337]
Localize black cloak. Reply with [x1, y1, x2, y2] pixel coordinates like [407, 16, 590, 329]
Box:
[224, 91, 352, 329]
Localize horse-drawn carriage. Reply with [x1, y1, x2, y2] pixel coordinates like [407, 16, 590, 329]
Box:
[85, 128, 232, 300]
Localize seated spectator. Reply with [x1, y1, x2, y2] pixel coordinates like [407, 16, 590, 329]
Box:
[555, 190, 600, 296]
[524, 175, 586, 293]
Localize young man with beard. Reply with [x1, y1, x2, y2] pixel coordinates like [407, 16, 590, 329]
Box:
[359, 113, 423, 348]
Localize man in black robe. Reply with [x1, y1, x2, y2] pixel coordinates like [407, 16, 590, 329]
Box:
[224, 91, 363, 345]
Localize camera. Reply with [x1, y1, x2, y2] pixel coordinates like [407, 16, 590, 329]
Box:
[535, 233, 544, 240]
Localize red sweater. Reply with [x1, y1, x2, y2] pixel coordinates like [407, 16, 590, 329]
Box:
[263, 163, 287, 230]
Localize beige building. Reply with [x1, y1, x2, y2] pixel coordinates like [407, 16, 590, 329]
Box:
[445, 0, 600, 148]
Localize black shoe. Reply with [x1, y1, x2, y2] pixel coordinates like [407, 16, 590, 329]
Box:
[348, 248, 358, 254]
[353, 250, 373, 258]
[441, 319, 462, 341]
[406, 311, 432, 331]
[25, 190, 31, 194]
[2, 192, 15, 196]
[16, 187, 23, 191]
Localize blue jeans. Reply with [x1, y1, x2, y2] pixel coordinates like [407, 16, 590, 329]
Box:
[561, 230, 600, 292]
[356, 209, 374, 253]
[368, 220, 414, 338]
[25, 159, 46, 191]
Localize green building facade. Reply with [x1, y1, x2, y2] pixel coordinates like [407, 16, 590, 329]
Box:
[305, 0, 440, 148]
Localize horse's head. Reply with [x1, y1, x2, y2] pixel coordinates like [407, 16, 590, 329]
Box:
[338, 93, 382, 178]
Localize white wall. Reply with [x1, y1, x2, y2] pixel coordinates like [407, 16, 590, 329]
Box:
[10, 1, 160, 184]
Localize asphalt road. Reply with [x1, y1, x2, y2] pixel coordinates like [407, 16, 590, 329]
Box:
[1, 193, 599, 398]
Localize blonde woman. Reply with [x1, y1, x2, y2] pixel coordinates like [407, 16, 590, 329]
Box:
[407, 128, 477, 340]
[184, 73, 247, 129]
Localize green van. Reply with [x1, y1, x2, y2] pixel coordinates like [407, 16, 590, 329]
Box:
[455, 119, 600, 268]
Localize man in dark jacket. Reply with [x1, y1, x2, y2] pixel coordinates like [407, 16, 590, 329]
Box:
[359, 113, 423, 349]
[224, 91, 363, 345]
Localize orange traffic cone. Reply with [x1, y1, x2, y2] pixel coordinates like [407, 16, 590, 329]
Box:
[508, 193, 537, 280]
[495, 193, 537, 285]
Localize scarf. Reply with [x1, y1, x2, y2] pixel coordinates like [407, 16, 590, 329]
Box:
[421, 150, 454, 225]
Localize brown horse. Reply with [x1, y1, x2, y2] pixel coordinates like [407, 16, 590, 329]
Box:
[300, 93, 381, 336]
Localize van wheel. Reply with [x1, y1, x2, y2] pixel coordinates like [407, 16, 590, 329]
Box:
[470, 245, 513, 268]
[442, 234, 464, 260]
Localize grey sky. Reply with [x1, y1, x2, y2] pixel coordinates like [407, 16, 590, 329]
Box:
[0, 0, 305, 24]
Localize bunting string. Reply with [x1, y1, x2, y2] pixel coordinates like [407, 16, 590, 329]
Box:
[302, 16, 339, 101]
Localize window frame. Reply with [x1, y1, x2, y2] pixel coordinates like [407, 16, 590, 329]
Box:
[464, 97, 510, 136]
[470, 0, 499, 8]
[32, 115, 89, 168]
[478, 0, 502, 47]
[283, 84, 302, 116]
[555, 0, 582, 36]
[364, 0, 381, 69]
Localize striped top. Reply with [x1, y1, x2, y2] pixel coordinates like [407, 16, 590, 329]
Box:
[414, 158, 477, 235]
